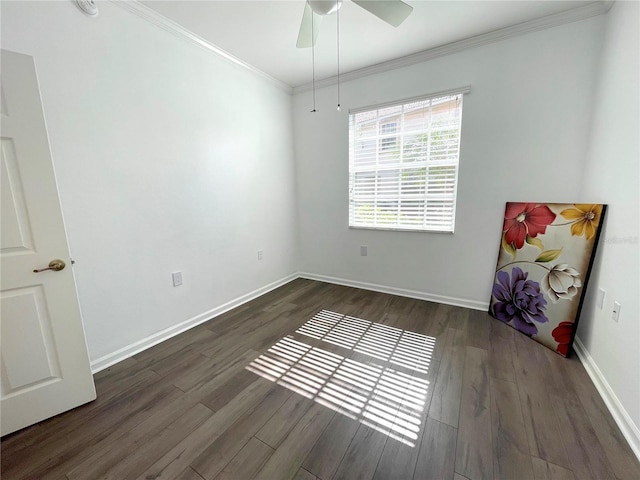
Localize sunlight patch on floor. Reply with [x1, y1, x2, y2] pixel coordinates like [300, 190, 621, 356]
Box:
[247, 310, 435, 447]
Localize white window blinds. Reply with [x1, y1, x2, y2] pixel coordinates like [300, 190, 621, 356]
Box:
[349, 91, 466, 233]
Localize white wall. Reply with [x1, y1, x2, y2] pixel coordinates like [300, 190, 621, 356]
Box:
[293, 16, 605, 307]
[1, 1, 298, 363]
[3, 0, 637, 451]
[576, 0, 640, 448]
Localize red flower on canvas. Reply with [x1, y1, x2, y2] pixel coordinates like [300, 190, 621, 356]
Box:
[552, 321, 574, 357]
[503, 203, 557, 249]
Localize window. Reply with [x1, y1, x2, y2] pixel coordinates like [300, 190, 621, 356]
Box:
[348, 90, 466, 233]
[380, 121, 398, 151]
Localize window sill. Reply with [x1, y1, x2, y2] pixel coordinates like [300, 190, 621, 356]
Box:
[348, 225, 454, 234]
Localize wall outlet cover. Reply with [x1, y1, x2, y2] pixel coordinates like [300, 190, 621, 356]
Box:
[612, 301, 621, 322]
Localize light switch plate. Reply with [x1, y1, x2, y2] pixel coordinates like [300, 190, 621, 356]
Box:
[596, 288, 606, 309]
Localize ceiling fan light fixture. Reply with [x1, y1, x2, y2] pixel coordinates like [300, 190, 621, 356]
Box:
[309, 0, 343, 16]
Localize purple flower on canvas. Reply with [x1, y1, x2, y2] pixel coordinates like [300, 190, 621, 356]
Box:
[492, 267, 548, 336]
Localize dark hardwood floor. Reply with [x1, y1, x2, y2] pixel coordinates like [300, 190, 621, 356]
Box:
[2, 279, 639, 480]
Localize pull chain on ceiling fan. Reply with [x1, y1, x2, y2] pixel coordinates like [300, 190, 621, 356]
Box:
[336, 0, 340, 111]
[310, 9, 317, 112]
[299, 0, 412, 112]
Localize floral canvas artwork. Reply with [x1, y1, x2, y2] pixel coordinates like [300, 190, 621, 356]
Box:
[489, 203, 606, 357]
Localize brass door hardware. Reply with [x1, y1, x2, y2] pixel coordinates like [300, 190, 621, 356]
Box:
[33, 259, 66, 273]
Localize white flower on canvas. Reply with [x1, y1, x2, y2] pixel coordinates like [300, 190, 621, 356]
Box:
[542, 264, 582, 303]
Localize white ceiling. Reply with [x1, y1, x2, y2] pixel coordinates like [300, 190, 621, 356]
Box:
[140, 0, 603, 88]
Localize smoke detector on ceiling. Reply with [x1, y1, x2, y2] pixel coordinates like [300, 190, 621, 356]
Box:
[75, 0, 98, 16]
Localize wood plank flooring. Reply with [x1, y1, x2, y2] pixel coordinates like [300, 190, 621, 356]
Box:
[2, 279, 639, 480]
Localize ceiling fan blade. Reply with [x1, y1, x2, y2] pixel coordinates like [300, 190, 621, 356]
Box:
[296, 2, 324, 48]
[352, 0, 413, 27]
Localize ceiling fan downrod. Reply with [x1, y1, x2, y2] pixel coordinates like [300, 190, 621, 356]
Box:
[309, 0, 343, 16]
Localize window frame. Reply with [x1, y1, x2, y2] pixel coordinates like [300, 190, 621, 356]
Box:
[348, 87, 470, 234]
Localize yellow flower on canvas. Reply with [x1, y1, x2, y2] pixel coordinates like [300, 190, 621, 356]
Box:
[560, 204, 603, 240]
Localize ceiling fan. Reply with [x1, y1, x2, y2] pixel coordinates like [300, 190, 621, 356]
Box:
[297, 0, 413, 48]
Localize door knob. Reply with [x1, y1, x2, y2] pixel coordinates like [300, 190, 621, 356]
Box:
[33, 259, 66, 273]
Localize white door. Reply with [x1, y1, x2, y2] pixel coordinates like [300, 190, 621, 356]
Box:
[1, 50, 96, 436]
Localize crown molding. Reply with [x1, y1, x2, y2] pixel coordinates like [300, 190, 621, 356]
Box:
[108, 0, 292, 94]
[108, 0, 611, 96]
[293, 0, 612, 94]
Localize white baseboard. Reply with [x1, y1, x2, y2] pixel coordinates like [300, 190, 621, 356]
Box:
[88, 270, 639, 465]
[298, 272, 490, 311]
[573, 336, 640, 462]
[90, 272, 299, 373]
[91, 271, 487, 373]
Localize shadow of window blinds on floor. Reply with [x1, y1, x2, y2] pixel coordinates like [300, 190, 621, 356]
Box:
[247, 310, 435, 447]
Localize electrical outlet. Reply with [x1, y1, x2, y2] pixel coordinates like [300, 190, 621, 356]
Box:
[596, 288, 606, 309]
[360, 245, 368, 256]
[172, 271, 183, 287]
[257, 250, 263, 261]
[612, 301, 621, 322]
